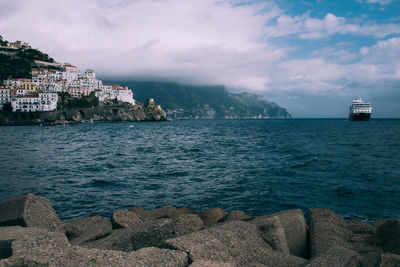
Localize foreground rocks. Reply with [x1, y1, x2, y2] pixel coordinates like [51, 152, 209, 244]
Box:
[0, 194, 400, 266]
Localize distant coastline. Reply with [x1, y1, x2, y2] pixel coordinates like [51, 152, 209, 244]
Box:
[0, 101, 168, 126]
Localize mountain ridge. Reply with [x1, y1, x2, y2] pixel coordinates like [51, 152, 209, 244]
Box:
[105, 80, 291, 118]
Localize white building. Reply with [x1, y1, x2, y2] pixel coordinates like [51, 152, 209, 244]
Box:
[95, 84, 135, 105]
[0, 87, 10, 110]
[11, 92, 58, 112]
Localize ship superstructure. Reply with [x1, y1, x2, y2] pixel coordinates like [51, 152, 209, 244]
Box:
[349, 97, 372, 121]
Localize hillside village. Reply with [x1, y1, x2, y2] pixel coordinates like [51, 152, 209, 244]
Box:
[0, 39, 136, 112]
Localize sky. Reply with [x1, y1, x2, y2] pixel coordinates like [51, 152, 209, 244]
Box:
[1, 0, 400, 117]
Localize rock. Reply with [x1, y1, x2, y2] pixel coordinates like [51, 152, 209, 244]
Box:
[65, 216, 112, 245]
[173, 214, 204, 236]
[165, 220, 306, 266]
[189, 260, 234, 267]
[112, 210, 143, 229]
[129, 206, 179, 219]
[0, 194, 62, 232]
[226, 210, 251, 221]
[82, 228, 134, 251]
[0, 226, 71, 264]
[379, 253, 400, 267]
[376, 219, 400, 255]
[309, 208, 382, 267]
[309, 208, 351, 257]
[250, 215, 290, 254]
[251, 209, 308, 258]
[347, 220, 382, 267]
[177, 207, 196, 216]
[83, 218, 175, 251]
[199, 208, 226, 227]
[304, 246, 361, 267]
[0, 226, 188, 266]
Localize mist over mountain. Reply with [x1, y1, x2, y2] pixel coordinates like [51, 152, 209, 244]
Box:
[106, 80, 291, 119]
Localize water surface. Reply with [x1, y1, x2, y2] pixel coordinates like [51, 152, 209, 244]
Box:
[0, 119, 399, 222]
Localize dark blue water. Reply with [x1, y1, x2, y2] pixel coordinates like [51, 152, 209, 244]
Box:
[0, 119, 399, 222]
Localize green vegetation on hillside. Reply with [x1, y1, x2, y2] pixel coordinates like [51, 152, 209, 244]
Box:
[0, 36, 55, 82]
[57, 92, 99, 109]
[110, 81, 291, 118]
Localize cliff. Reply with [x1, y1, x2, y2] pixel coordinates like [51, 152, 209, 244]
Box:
[105, 81, 292, 119]
[0, 103, 168, 126]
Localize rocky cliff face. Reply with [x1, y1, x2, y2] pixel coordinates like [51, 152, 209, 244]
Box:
[0, 103, 169, 126]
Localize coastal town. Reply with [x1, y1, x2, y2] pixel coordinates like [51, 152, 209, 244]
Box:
[0, 40, 135, 112]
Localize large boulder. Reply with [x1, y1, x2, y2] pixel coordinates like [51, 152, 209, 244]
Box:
[226, 210, 251, 221]
[199, 208, 226, 227]
[173, 214, 204, 236]
[65, 216, 112, 245]
[251, 209, 308, 258]
[304, 246, 361, 267]
[129, 206, 180, 219]
[379, 253, 400, 267]
[111, 210, 143, 229]
[250, 215, 289, 254]
[83, 218, 175, 251]
[0, 226, 188, 266]
[376, 219, 400, 255]
[309, 208, 351, 257]
[0, 194, 62, 232]
[189, 260, 234, 267]
[165, 220, 306, 266]
[347, 220, 382, 267]
[309, 208, 382, 267]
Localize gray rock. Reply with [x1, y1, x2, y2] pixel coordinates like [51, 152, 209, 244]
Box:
[0, 194, 62, 232]
[112, 209, 143, 229]
[129, 206, 179, 219]
[251, 209, 308, 258]
[379, 253, 400, 267]
[82, 228, 134, 251]
[347, 220, 382, 267]
[250, 215, 290, 254]
[177, 207, 196, 216]
[226, 210, 251, 221]
[199, 208, 226, 227]
[65, 216, 112, 245]
[84, 218, 175, 251]
[173, 214, 204, 236]
[309, 208, 351, 257]
[304, 246, 361, 267]
[166, 220, 306, 266]
[309, 208, 382, 267]
[376, 219, 400, 255]
[0, 226, 188, 266]
[189, 260, 235, 267]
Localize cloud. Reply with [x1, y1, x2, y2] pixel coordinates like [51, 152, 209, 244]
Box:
[0, 0, 400, 100]
[266, 13, 400, 39]
[0, 0, 285, 91]
[356, 0, 397, 5]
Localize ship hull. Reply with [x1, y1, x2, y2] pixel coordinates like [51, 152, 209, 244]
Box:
[349, 112, 371, 121]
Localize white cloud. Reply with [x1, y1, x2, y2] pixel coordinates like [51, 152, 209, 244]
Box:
[357, 0, 397, 5]
[266, 12, 400, 39]
[0, 0, 400, 99]
[0, 0, 284, 91]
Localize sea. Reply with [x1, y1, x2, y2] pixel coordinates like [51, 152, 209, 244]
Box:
[0, 119, 399, 222]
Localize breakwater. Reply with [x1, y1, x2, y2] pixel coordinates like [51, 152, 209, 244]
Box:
[0, 194, 399, 266]
[0, 103, 168, 126]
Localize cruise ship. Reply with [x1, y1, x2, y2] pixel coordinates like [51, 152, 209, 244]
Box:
[349, 97, 372, 121]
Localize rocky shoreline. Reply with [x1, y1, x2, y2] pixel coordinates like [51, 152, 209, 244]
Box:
[0, 103, 169, 126]
[0, 194, 399, 266]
